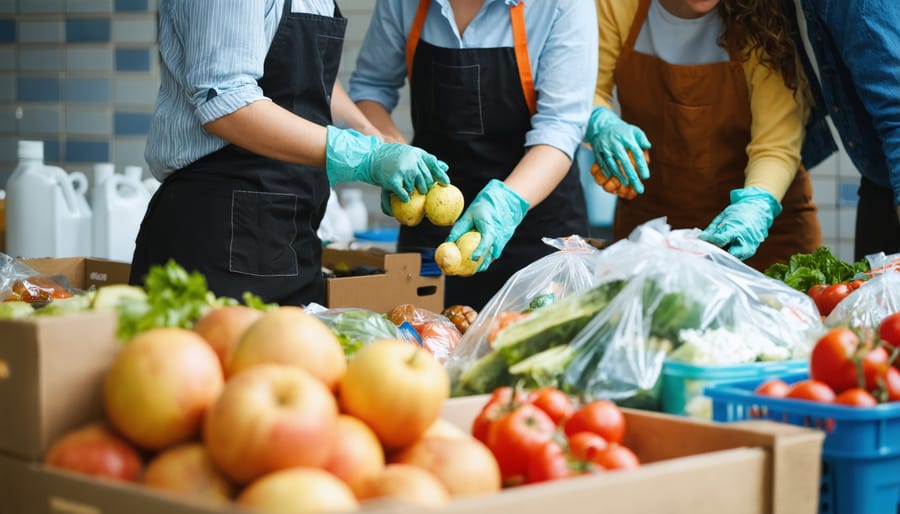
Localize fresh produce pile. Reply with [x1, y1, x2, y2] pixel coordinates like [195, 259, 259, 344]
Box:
[764, 247, 870, 317]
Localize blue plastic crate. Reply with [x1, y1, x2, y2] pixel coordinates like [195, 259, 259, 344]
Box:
[706, 373, 900, 514]
[661, 359, 808, 418]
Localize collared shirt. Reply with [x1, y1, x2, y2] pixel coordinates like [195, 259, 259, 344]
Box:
[348, 0, 599, 160]
[145, 0, 335, 180]
[794, 0, 900, 205]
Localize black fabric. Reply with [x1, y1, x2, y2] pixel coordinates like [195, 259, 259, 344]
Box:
[399, 39, 588, 310]
[130, 0, 347, 306]
[855, 175, 900, 261]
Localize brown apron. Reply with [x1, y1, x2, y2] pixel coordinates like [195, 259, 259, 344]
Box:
[612, 0, 820, 271]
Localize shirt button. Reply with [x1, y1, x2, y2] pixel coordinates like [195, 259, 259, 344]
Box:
[848, 141, 856, 148]
[832, 106, 840, 113]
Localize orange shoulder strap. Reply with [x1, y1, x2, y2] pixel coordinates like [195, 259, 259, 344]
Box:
[510, 2, 536, 116]
[406, 0, 431, 79]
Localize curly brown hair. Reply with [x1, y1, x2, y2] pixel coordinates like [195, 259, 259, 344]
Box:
[717, 0, 807, 98]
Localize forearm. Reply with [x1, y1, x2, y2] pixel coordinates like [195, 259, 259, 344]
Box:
[504, 145, 572, 207]
[331, 83, 382, 138]
[356, 100, 407, 143]
[204, 99, 327, 167]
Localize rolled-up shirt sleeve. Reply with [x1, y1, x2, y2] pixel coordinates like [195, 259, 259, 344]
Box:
[526, 0, 599, 159]
[175, 0, 271, 125]
[348, 0, 408, 112]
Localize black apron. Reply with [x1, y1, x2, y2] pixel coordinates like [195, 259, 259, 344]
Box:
[399, 2, 588, 310]
[130, 0, 346, 306]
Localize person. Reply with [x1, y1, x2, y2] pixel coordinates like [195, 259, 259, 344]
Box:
[130, 0, 451, 306]
[790, 0, 900, 261]
[348, 0, 598, 309]
[587, 0, 821, 271]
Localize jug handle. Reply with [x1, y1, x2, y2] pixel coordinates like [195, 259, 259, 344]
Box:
[69, 171, 88, 195]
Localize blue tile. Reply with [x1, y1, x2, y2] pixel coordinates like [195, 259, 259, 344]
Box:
[0, 19, 14, 42]
[65, 140, 109, 162]
[838, 181, 860, 207]
[43, 139, 61, 162]
[65, 18, 111, 43]
[63, 77, 110, 103]
[115, 48, 150, 71]
[114, 111, 151, 135]
[115, 0, 147, 11]
[17, 77, 61, 102]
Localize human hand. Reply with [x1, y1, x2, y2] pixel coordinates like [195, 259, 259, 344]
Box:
[699, 187, 782, 260]
[446, 179, 529, 272]
[584, 106, 651, 194]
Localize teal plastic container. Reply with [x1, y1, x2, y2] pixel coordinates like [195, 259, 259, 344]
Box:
[661, 359, 808, 419]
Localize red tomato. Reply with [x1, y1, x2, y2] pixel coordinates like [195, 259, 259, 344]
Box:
[525, 440, 579, 484]
[589, 443, 640, 471]
[862, 346, 891, 391]
[564, 400, 626, 444]
[786, 379, 836, 403]
[878, 312, 900, 348]
[810, 328, 862, 393]
[807, 284, 827, 301]
[883, 367, 900, 402]
[847, 279, 867, 291]
[529, 387, 575, 425]
[754, 379, 791, 398]
[567, 432, 608, 461]
[486, 403, 557, 485]
[834, 388, 878, 407]
[815, 283, 853, 317]
[471, 387, 528, 443]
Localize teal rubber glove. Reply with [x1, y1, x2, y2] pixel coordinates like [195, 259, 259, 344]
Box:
[325, 126, 449, 202]
[584, 106, 651, 194]
[446, 179, 529, 273]
[699, 187, 782, 260]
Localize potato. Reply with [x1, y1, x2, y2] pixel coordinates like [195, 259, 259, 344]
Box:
[391, 191, 427, 226]
[435, 231, 485, 277]
[425, 184, 464, 226]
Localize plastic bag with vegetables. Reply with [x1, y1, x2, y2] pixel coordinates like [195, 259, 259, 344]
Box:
[824, 252, 900, 329]
[563, 220, 823, 405]
[385, 304, 463, 363]
[305, 304, 406, 356]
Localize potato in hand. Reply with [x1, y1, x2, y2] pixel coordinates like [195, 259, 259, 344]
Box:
[435, 231, 485, 277]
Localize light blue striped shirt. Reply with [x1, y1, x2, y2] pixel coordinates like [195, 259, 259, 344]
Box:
[145, 0, 335, 180]
[348, 0, 598, 160]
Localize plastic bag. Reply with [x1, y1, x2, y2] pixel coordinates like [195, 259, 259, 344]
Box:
[385, 304, 462, 363]
[305, 304, 406, 356]
[0, 252, 77, 304]
[824, 252, 900, 329]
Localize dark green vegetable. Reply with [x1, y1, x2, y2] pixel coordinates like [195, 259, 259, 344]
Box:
[764, 247, 869, 293]
[313, 309, 404, 356]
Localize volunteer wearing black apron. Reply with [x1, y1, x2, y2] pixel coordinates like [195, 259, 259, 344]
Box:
[349, 0, 597, 309]
[135, 0, 449, 306]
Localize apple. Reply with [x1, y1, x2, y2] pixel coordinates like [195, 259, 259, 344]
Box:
[237, 468, 359, 514]
[422, 418, 468, 440]
[204, 364, 338, 484]
[193, 305, 263, 371]
[227, 306, 346, 389]
[44, 423, 142, 482]
[104, 328, 224, 451]
[324, 415, 385, 496]
[356, 464, 450, 507]
[392, 436, 501, 497]
[338, 339, 449, 448]
[143, 443, 235, 504]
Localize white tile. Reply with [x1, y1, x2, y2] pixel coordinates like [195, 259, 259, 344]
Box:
[810, 177, 837, 207]
[19, 0, 63, 13]
[0, 76, 14, 102]
[836, 241, 855, 263]
[111, 137, 148, 168]
[816, 206, 839, 240]
[808, 153, 838, 177]
[20, 107, 61, 134]
[0, 48, 14, 71]
[112, 17, 156, 44]
[0, 0, 13, 13]
[17, 20, 65, 44]
[65, 47, 114, 72]
[0, 105, 15, 133]
[838, 149, 859, 178]
[113, 75, 159, 106]
[65, 108, 112, 136]
[344, 12, 373, 44]
[17, 48, 63, 72]
[67, 0, 113, 13]
[837, 206, 857, 240]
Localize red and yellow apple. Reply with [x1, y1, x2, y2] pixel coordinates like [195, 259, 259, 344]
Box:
[227, 306, 346, 389]
[356, 464, 450, 507]
[143, 443, 235, 504]
[237, 468, 359, 514]
[104, 328, 224, 451]
[324, 415, 385, 495]
[204, 364, 338, 484]
[193, 305, 263, 371]
[392, 436, 501, 497]
[44, 423, 142, 482]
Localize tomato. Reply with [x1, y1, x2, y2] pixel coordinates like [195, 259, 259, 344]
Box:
[485, 403, 557, 485]
[567, 432, 608, 461]
[807, 284, 827, 301]
[564, 400, 626, 444]
[786, 379, 836, 403]
[834, 388, 878, 407]
[471, 387, 528, 443]
[810, 328, 862, 393]
[847, 279, 867, 291]
[815, 283, 853, 317]
[754, 379, 791, 398]
[525, 440, 579, 484]
[529, 387, 575, 425]
[589, 443, 640, 471]
[862, 346, 891, 390]
[878, 312, 900, 349]
[883, 367, 900, 402]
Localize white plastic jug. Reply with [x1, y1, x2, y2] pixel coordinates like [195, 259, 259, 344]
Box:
[340, 188, 369, 233]
[92, 164, 151, 262]
[5, 140, 93, 258]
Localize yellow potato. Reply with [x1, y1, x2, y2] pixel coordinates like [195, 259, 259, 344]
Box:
[425, 184, 464, 227]
[435, 231, 485, 277]
[391, 191, 427, 226]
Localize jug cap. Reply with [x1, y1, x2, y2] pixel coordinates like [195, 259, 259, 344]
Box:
[18, 140, 44, 161]
[124, 165, 143, 181]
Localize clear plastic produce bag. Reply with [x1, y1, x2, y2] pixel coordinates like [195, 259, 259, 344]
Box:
[305, 304, 406, 356]
[825, 252, 900, 329]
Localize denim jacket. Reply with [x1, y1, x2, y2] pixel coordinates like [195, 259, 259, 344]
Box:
[794, 0, 900, 205]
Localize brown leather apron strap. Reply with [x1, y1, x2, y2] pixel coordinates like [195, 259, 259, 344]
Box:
[406, 0, 430, 78]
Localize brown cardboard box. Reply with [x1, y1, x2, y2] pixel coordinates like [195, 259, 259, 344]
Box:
[0, 395, 823, 514]
[323, 247, 444, 314]
[22, 257, 132, 290]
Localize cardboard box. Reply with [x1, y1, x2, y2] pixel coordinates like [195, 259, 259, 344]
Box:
[22, 257, 132, 291]
[323, 248, 444, 314]
[0, 396, 823, 514]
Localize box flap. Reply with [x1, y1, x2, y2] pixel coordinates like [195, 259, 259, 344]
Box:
[22, 258, 89, 290]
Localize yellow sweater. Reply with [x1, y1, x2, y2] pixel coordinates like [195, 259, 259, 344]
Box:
[595, 0, 808, 201]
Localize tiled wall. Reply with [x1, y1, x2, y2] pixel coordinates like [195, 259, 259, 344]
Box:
[809, 135, 860, 263]
[0, 0, 158, 186]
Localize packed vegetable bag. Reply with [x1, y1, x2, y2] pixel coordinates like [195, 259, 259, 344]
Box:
[563, 220, 824, 406]
[825, 252, 900, 329]
[447, 235, 626, 395]
[305, 304, 408, 356]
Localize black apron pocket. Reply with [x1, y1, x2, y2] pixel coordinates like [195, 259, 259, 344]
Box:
[431, 62, 484, 136]
[230, 190, 300, 277]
